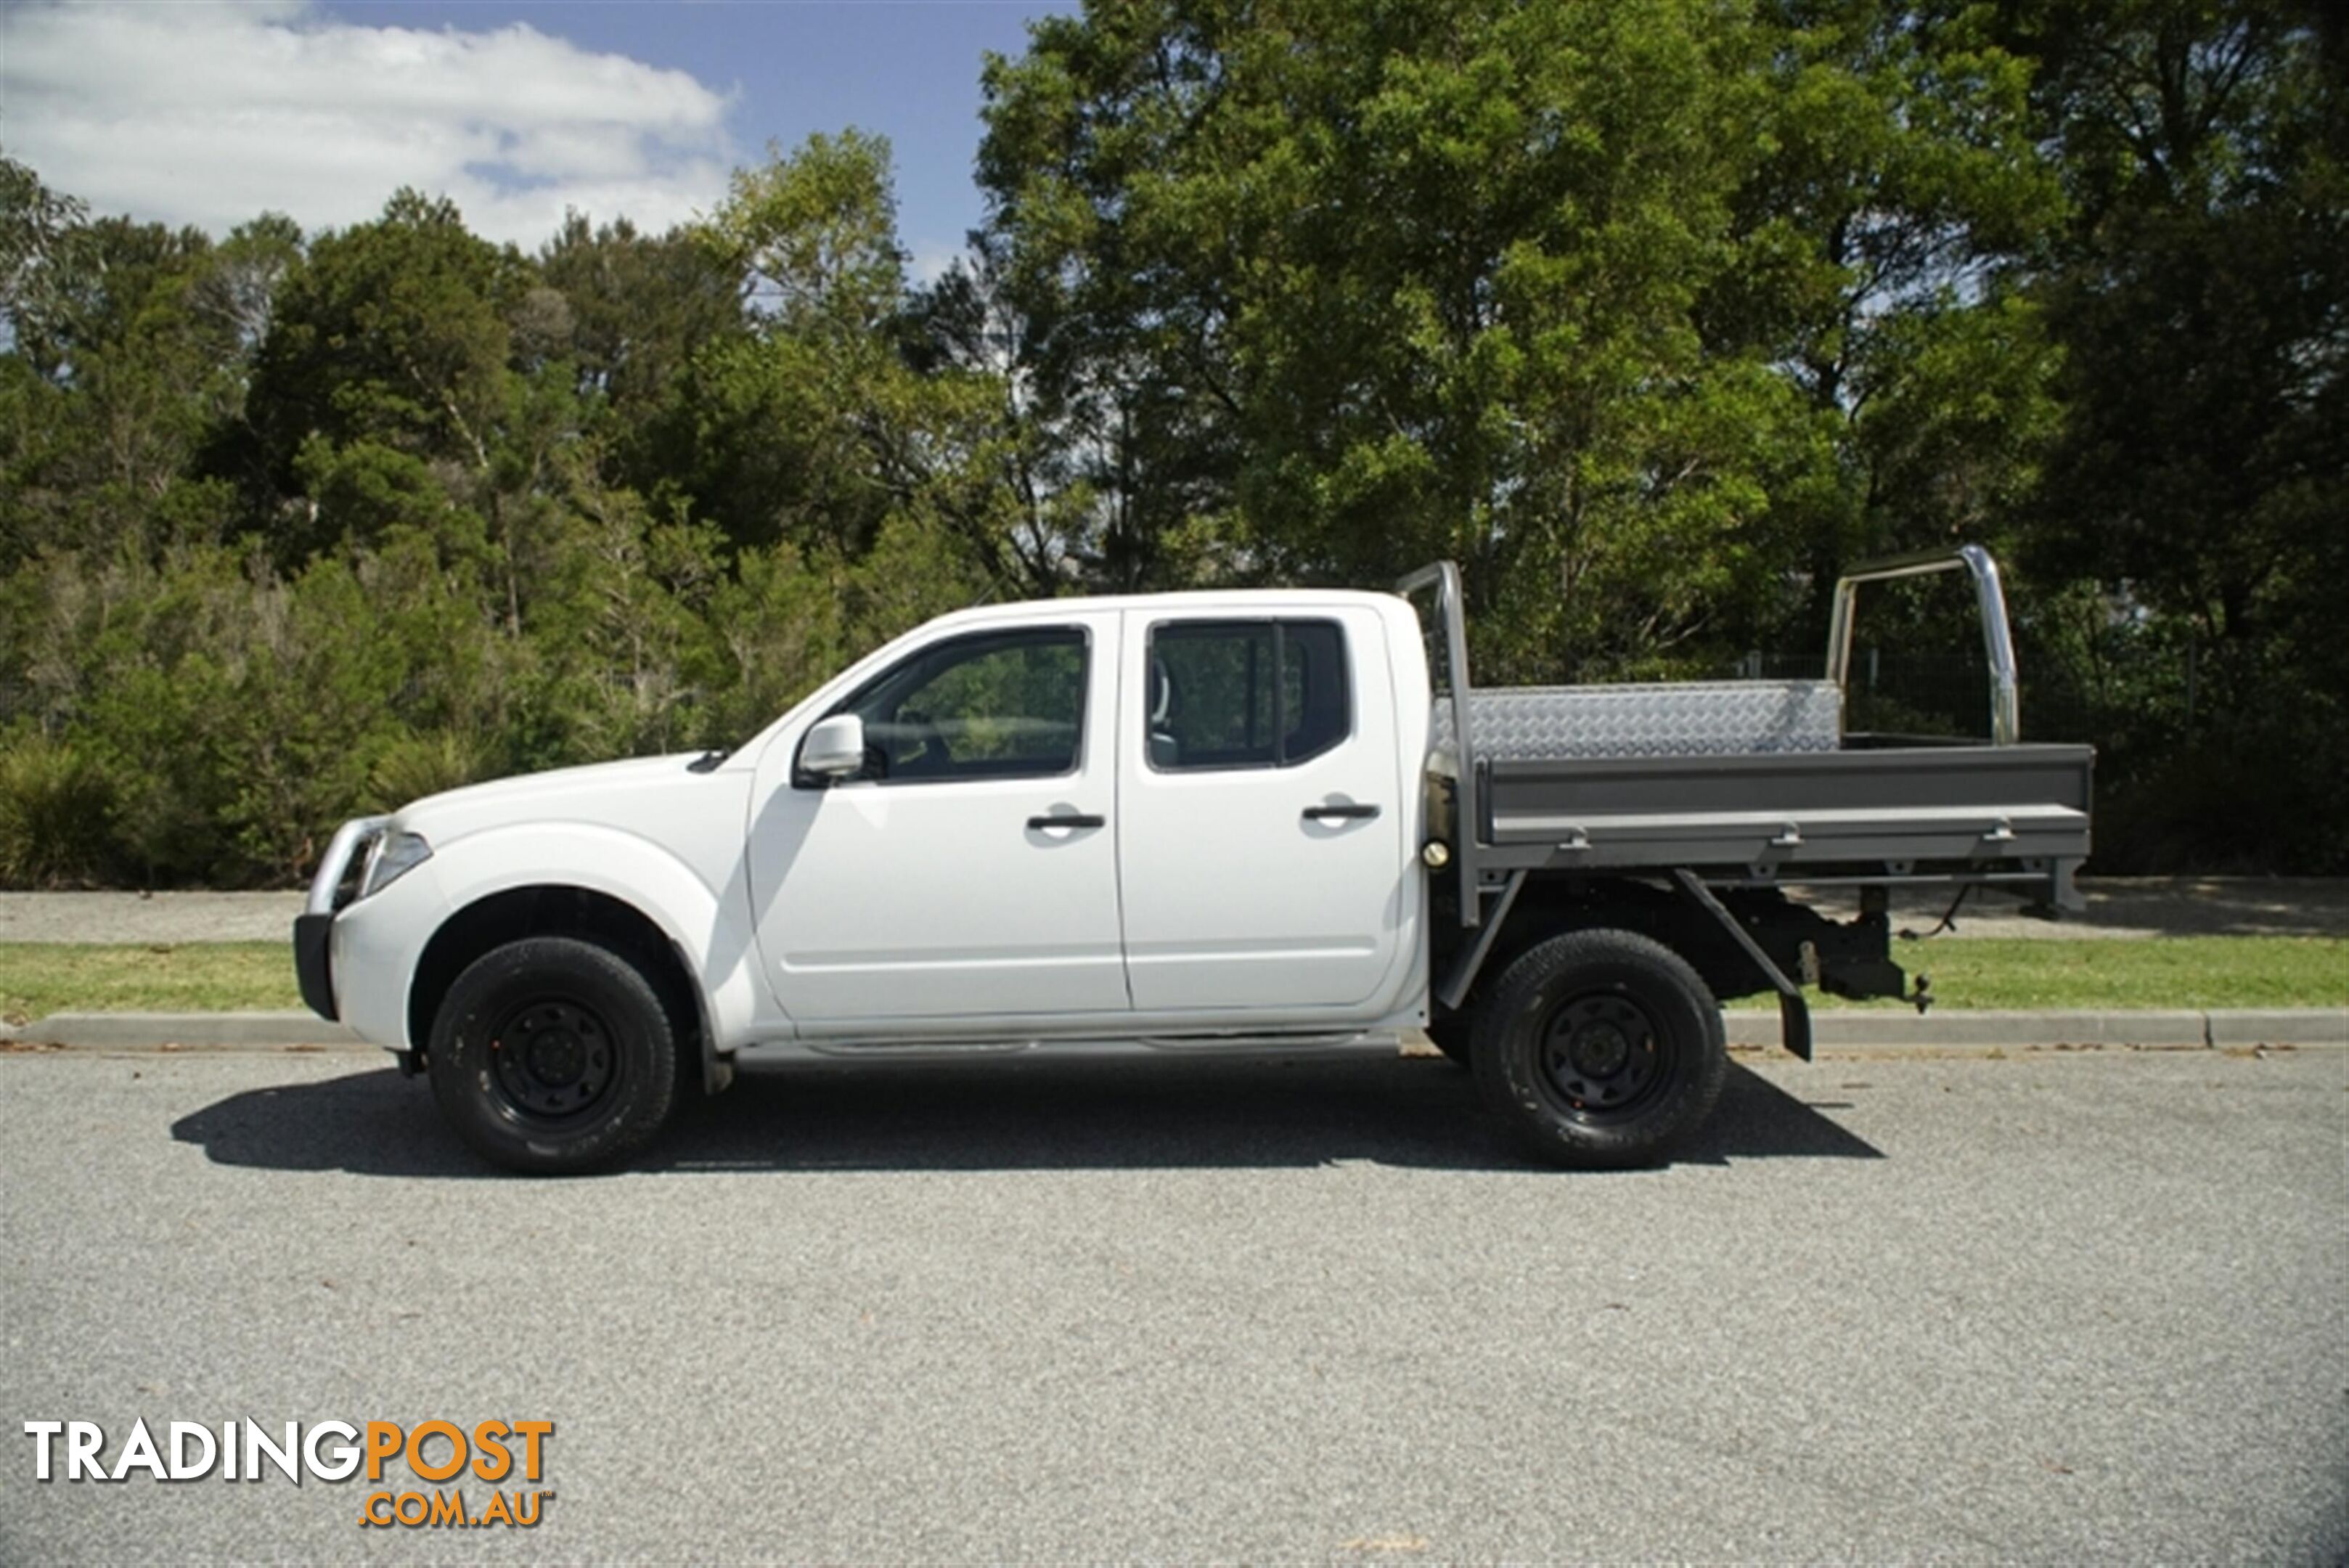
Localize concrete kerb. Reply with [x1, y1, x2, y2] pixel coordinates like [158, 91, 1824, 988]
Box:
[1725, 1008, 2207, 1050]
[1723, 1006, 2348, 1053]
[4, 1007, 2344, 1054]
[2206, 1007, 2349, 1048]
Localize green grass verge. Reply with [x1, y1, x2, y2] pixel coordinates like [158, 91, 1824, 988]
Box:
[1813, 936, 2348, 1010]
[1, 936, 2342, 1026]
[1, 942, 300, 1024]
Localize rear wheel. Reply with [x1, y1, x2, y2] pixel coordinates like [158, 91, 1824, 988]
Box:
[428, 936, 679, 1173]
[1470, 928, 1726, 1168]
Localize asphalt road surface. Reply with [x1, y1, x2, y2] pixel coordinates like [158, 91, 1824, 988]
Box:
[3, 1045, 2344, 1563]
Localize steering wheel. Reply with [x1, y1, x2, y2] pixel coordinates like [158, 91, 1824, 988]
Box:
[892, 709, 955, 775]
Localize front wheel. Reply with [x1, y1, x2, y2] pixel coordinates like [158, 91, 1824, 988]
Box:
[1470, 928, 1727, 1168]
[428, 936, 679, 1173]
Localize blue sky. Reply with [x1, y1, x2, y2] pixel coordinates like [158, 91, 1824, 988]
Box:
[1, 0, 1075, 269]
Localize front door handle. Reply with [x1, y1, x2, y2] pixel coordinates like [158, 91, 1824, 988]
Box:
[1302, 802, 1381, 822]
[1027, 812, 1105, 830]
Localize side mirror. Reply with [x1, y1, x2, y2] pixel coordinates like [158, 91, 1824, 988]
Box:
[800, 714, 866, 780]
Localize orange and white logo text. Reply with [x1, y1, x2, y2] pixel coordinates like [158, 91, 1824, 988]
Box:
[21, 1418, 555, 1529]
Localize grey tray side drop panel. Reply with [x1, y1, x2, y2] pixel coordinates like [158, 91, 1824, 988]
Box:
[1430, 679, 1844, 761]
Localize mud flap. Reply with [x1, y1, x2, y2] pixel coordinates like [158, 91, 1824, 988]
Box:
[1670, 870, 1813, 1061]
[1778, 988, 1814, 1062]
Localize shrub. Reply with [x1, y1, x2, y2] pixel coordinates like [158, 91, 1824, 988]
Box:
[0, 732, 118, 886]
[367, 730, 489, 812]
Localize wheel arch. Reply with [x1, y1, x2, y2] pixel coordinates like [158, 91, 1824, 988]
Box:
[407, 884, 736, 1093]
[401, 822, 767, 1094]
[1437, 873, 1774, 1021]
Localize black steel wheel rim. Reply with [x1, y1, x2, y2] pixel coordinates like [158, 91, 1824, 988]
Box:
[1536, 989, 1670, 1122]
[486, 995, 620, 1126]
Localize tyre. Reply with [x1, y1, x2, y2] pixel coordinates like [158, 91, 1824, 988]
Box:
[1469, 928, 1727, 1168]
[427, 936, 679, 1174]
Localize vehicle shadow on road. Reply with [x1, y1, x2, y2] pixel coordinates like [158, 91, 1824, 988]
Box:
[169, 1055, 1881, 1177]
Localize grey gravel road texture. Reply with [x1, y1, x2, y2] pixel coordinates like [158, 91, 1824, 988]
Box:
[3, 1047, 2345, 1563]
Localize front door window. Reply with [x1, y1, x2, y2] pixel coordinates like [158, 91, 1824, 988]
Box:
[799, 629, 1088, 785]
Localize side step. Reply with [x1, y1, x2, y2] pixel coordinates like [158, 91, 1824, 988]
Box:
[736, 1031, 1405, 1066]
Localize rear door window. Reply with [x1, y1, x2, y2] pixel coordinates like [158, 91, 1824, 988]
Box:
[1145, 620, 1349, 771]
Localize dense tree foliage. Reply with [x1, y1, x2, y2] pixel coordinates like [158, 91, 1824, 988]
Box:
[1, 0, 2341, 884]
[2001, 0, 2348, 864]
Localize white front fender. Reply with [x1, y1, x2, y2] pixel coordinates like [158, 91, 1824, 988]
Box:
[332, 822, 775, 1055]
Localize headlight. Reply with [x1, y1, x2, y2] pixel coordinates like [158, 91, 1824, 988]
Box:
[360, 830, 433, 899]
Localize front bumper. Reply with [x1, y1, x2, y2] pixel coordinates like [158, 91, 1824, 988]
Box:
[290, 814, 390, 1027]
[293, 912, 337, 1020]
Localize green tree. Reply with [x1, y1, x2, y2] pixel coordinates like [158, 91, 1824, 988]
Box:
[1712, 0, 2064, 624]
[670, 132, 913, 555]
[900, 250, 1073, 597]
[0, 150, 90, 362]
[0, 214, 250, 568]
[983, 0, 1826, 675]
[2008, 0, 2348, 865]
[671, 134, 1015, 612]
[536, 211, 742, 489]
[243, 189, 527, 559]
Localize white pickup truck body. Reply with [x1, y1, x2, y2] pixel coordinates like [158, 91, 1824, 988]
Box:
[296, 550, 2092, 1171]
[316, 587, 1434, 1058]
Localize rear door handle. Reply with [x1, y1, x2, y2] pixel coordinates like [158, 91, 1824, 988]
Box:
[1027, 812, 1105, 830]
[1302, 803, 1381, 822]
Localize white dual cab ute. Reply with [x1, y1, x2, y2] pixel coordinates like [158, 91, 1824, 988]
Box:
[295, 547, 2093, 1173]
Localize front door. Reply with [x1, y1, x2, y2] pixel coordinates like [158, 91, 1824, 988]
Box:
[748, 613, 1129, 1028]
[1116, 606, 1410, 1015]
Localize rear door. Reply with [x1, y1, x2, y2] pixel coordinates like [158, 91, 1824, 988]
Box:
[1116, 606, 1410, 1014]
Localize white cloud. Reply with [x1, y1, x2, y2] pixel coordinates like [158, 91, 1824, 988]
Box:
[0, 0, 738, 248]
[904, 238, 968, 287]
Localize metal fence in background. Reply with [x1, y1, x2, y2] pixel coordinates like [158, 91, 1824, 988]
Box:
[1723, 646, 2106, 744]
